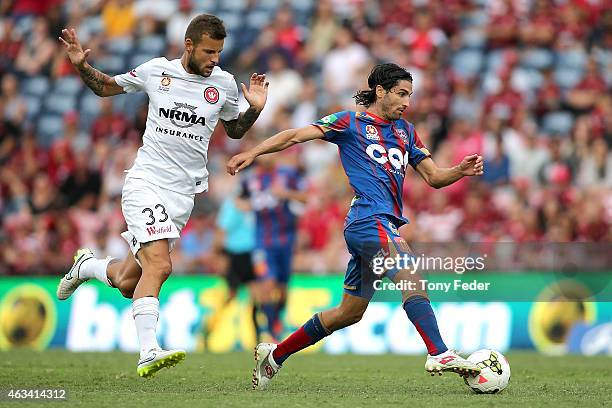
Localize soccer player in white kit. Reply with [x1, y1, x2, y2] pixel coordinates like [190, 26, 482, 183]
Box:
[56, 15, 269, 377]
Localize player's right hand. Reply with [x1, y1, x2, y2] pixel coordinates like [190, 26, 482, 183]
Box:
[227, 152, 255, 175]
[58, 28, 90, 68]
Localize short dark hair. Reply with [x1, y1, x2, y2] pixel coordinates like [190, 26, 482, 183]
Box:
[185, 14, 226, 43]
[354, 63, 413, 106]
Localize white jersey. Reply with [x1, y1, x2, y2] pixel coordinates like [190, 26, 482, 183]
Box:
[114, 58, 240, 194]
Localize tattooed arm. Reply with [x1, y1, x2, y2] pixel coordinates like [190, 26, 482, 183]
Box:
[221, 106, 262, 139]
[220, 73, 269, 139]
[59, 28, 125, 97]
[75, 61, 125, 97]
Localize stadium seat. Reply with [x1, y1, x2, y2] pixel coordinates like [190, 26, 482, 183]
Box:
[43, 94, 77, 115]
[193, 0, 216, 12]
[542, 111, 574, 135]
[23, 95, 41, 120]
[130, 54, 157, 70]
[452, 49, 484, 79]
[246, 10, 272, 30]
[80, 93, 101, 116]
[53, 77, 83, 96]
[510, 68, 543, 93]
[78, 92, 106, 130]
[289, 0, 314, 13]
[36, 114, 64, 147]
[137, 35, 167, 55]
[95, 55, 127, 74]
[557, 48, 587, 70]
[215, 13, 241, 31]
[218, 0, 247, 12]
[554, 68, 584, 89]
[485, 50, 505, 73]
[106, 37, 134, 56]
[521, 48, 554, 70]
[258, 0, 282, 10]
[14, 15, 34, 37]
[460, 27, 487, 49]
[80, 16, 105, 36]
[21, 76, 50, 97]
[112, 92, 147, 118]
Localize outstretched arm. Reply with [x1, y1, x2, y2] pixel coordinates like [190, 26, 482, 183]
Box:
[221, 73, 269, 139]
[415, 154, 484, 188]
[227, 125, 325, 175]
[59, 28, 125, 97]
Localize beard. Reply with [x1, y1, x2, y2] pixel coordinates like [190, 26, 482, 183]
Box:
[381, 96, 405, 120]
[187, 53, 208, 77]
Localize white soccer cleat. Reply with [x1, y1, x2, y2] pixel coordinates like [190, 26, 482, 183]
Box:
[137, 348, 186, 378]
[425, 349, 481, 377]
[56, 248, 94, 300]
[252, 342, 280, 390]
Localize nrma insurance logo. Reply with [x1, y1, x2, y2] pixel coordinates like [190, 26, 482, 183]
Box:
[159, 102, 206, 128]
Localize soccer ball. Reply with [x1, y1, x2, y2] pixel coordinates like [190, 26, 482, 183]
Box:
[464, 349, 511, 394]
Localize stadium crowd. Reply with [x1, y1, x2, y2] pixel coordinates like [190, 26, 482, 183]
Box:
[0, 0, 611, 275]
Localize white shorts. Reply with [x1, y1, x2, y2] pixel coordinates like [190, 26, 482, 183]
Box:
[120, 177, 195, 256]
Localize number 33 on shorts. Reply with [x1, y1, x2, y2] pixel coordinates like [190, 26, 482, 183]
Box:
[142, 204, 169, 225]
[120, 177, 195, 253]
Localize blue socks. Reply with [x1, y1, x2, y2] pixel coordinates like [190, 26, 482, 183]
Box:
[403, 296, 448, 356]
[261, 303, 277, 334]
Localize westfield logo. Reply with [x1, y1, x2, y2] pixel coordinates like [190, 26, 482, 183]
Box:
[146, 225, 172, 236]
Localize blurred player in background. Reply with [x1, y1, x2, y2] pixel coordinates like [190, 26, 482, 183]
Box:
[227, 63, 484, 390]
[238, 153, 307, 341]
[56, 14, 269, 377]
[204, 193, 261, 346]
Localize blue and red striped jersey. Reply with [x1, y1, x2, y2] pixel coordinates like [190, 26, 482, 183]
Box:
[241, 165, 305, 248]
[313, 110, 431, 228]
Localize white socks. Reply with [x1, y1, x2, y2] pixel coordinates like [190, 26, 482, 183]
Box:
[80, 257, 113, 287]
[132, 297, 161, 357]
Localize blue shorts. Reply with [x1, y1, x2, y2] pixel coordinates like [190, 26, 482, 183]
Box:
[343, 214, 414, 299]
[253, 245, 294, 285]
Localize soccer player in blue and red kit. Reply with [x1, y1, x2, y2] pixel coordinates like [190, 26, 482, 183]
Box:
[239, 154, 307, 340]
[227, 63, 484, 389]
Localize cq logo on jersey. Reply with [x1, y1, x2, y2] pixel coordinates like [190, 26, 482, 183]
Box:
[204, 86, 219, 104]
[366, 144, 410, 171]
[159, 102, 205, 128]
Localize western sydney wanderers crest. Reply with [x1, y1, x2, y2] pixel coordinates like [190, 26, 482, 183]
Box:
[365, 124, 380, 140]
[204, 86, 219, 104]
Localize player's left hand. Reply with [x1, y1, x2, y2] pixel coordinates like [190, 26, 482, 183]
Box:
[242, 73, 269, 112]
[459, 154, 484, 176]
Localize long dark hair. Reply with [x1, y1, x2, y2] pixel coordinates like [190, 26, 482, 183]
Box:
[354, 63, 413, 106]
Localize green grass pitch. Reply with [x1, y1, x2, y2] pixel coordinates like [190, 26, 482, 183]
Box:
[1, 350, 610, 407]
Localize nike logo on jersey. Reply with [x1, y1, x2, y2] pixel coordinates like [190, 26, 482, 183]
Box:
[162, 71, 169, 76]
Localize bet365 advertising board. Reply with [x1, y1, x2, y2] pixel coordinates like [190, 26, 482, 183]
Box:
[1, 274, 611, 355]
